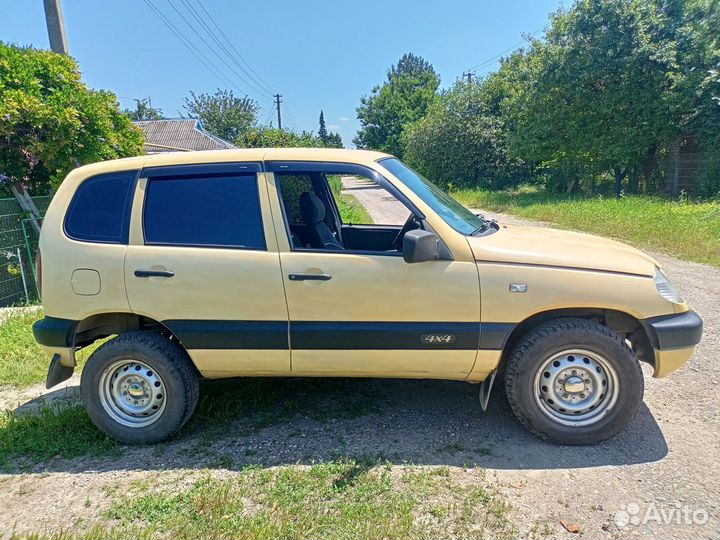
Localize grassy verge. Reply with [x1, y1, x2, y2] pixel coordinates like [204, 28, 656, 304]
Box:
[453, 188, 720, 267]
[0, 404, 117, 470]
[16, 463, 512, 539]
[0, 309, 100, 388]
[328, 175, 374, 224]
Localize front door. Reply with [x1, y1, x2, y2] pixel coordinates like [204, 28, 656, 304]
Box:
[268, 161, 481, 380]
[124, 163, 290, 377]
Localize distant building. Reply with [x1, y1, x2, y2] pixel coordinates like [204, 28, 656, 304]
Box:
[134, 119, 235, 153]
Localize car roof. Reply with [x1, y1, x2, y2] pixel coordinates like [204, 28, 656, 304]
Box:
[67, 148, 395, 178]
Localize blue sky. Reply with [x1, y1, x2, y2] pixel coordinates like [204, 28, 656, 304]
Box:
[1, 0, 561, 146]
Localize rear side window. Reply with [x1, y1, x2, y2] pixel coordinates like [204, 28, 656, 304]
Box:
[64, 171, 136, 243]
[143, 174, 266, 249]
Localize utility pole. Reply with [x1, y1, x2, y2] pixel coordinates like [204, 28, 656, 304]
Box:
[43, 0, 69, 54]
[462, 71, 474, 84]
[274, 94, 283, 130]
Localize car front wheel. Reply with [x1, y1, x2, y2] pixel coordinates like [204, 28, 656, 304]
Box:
[504, 318, 644, 445]
[80, 331, 199, 444]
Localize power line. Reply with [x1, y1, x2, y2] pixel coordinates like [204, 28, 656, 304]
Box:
[143, 0, 251, 97]
[173, 0, 275, 98]
[262, 100, 275, 127]
[465, 25, 547, 73]
[163, 0, 273, 100]
[283, 101, 299, 131]
[194, 0, 277, 95]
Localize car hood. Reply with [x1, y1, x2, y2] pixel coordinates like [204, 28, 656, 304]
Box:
[467, 224, 657, 276]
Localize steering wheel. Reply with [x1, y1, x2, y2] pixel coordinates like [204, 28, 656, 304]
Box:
[391, 214, 421, 251]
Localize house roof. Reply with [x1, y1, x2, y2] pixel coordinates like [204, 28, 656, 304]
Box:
[134, 119, 235, 153]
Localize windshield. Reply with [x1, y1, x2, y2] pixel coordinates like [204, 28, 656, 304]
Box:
[377, 158, 486, 235]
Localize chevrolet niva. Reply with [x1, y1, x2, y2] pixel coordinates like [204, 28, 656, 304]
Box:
[32, 148, 702, 445]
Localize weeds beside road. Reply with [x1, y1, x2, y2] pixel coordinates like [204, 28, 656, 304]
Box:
[453, 189, 720, 267]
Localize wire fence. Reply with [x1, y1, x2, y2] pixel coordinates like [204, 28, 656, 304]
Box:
[0, 196, 50, 307]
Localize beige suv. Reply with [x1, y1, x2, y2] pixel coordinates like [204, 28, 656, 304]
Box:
[33, 148, 702, 445]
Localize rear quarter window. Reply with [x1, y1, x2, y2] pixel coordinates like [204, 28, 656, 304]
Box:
[64, 171, 137, 243]
[143, 174, 266, 250]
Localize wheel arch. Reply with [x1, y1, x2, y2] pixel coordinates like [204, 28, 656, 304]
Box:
[499, 307, 654, 371]
[74, 312, 184, 352]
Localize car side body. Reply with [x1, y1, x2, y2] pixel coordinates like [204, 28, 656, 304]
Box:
[32, 148, 702, 444]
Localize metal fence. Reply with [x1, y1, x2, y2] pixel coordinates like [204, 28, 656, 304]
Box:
[0, 196, 51, 307]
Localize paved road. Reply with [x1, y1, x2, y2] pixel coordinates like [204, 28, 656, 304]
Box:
[1, 188, 718, 538]
[341, 176, 409, 225]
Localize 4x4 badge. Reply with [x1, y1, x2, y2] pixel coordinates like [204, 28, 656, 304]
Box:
[421, 334, 456, 345]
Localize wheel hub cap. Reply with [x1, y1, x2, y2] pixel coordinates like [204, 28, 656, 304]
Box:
[563, 375, 585, 393]
[533, 349, 620, 427]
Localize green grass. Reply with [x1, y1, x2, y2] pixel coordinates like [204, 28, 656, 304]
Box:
[0, 309, 100, 388]
[0, 309, 49, 388]
[12, 463, 512, 539]
[328, 174, 374, 225]
[453, 187, 720, 267]
[0, 404, 117, 470]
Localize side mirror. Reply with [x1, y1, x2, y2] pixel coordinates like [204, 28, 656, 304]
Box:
[403, 229, 440, 263]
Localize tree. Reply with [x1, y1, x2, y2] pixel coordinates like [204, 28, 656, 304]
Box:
[354, 53, 439, 158]
[182, 89, 258, 141]
[404, 80, 528, 190]
[318, 110, 328, 144]
[124, 98, 163, 121]
[324, 132, 343, 148]
[235, 127, 324, 148]
[504, 1, 681, 195]
[0, 43, 144, 194]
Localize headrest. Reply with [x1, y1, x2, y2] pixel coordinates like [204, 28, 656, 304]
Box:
[299, 192, 325, 224]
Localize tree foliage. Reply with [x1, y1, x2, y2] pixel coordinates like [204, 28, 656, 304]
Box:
[405, 81, 528, 190]
[124, 98, 163, 121]
[0, 43, 144, 194]
[506, 0, 684, 194]
[354, 53, 439, 157]
[318, 110, 328, 143]
[182, 89, 258, 142]
[236, 127, 324, 148]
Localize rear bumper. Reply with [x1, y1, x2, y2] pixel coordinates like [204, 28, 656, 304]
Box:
[32, 316, 77, 347]
[641, 310, 703, 377]
[33, 316, 78, 387]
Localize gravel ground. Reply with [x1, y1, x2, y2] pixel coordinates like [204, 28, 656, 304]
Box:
[0, 192, 718, 539]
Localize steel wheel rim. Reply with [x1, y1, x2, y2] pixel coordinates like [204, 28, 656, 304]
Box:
[533, 349, 619, 427]
[98, 359, 167, 427]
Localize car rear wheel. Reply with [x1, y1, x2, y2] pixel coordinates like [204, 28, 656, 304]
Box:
[80, 332, 199, 444]
[504, 318, 644, 445]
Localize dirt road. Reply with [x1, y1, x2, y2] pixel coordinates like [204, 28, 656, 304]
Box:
[0, 189, 718, 538]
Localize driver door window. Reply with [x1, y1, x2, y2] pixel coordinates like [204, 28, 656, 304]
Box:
[277, 168, 413, 253]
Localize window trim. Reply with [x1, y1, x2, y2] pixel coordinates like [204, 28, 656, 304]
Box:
[63, 170, 139, 245]
[271, 161, 419, 257]
[141, 167, 267, 251]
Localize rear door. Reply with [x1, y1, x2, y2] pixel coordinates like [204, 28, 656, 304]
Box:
[124, 163, 290, 377]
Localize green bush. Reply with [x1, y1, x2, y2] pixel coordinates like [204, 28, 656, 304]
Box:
[0, 43, 144, 194]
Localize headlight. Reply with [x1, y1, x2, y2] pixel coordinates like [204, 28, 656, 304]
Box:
[654, 268, 683, 304]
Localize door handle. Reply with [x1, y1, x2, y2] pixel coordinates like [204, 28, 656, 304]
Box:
[288, 273, 332, 281]
[134, 269, 175, 278]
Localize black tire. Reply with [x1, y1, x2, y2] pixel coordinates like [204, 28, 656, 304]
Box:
[504, 318, 644, 445]
[80, 332, 199, 444]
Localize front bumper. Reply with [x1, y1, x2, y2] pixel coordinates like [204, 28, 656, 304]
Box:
[641, 310, 703, 377]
